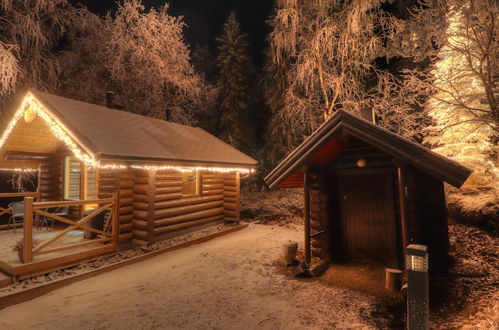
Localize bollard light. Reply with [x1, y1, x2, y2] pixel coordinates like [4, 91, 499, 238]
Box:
[406, 244, 429, 330]
[407, 245, 428, 272]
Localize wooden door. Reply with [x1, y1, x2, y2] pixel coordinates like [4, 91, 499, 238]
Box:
[338, 171, 398, 267]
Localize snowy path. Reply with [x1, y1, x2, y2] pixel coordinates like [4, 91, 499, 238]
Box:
[0, 224, 377, 329]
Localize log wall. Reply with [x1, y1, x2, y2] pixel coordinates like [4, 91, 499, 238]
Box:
[309, 173, 332, 261]
[38, 156, 63, 202]
[132, 170, 239, 245]
[98, 169, 135, 247]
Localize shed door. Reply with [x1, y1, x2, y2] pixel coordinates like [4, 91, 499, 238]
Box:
[338, 172, 398, 267]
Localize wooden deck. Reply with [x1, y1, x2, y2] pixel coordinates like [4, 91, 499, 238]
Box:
[0, 228, 114, 279]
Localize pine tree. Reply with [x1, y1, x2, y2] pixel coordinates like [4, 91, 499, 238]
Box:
[424, 1, 498, 185]
[216, 12, 253, 148]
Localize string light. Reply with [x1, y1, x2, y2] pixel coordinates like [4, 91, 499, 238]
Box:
[0, 92, 254, 175]
[0, 168, 38, 173]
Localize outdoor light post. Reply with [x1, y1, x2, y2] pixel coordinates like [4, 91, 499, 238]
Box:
[406, 244, 429, 330]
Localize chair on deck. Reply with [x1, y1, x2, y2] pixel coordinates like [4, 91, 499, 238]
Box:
[8, 202, 24, 233]
[40, 206, 70, 231]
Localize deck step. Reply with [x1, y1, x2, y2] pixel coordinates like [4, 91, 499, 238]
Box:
[0, 271, 13, 289]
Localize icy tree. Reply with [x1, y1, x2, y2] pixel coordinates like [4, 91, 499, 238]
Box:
[421, 0, 498, 184]
[0, 0, 81, 100]
[216, 12, 253, 148]
[59, 0, 215, 125]
[266, 0, 447, 155]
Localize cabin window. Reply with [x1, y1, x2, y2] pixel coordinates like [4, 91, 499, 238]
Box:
[181, 170, 199, 197]
[64, 156, 98, 210]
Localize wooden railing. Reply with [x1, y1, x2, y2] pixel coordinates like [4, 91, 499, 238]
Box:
[22, 193, 118, 263]
[0, 191, 40, 229]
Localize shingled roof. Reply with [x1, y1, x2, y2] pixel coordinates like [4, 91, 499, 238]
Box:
[28, 90, 257, 168]
[265, 110, 472, 189]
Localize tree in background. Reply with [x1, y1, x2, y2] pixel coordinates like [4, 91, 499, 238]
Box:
[216, 12, 253, 148]
[0, 0, 83, 105]
[419, 0, 498, 184]
[59, 0, 215, 125]
[265, 0, 447, 158]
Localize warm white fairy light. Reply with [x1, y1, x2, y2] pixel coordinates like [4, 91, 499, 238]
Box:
[129, 164, 250, 173]
[0, 92, 254, 175]
[0, 168, 38, 173]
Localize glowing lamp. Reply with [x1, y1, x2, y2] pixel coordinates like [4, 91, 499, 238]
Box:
[356, 158, 366, 167]
[24, 105, 36, 123]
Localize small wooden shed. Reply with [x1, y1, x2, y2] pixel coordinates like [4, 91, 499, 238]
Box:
[265, 111, 472, 271]
[0, 90, 257, 248]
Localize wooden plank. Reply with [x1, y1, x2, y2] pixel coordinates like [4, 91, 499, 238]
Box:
[33, 198, 114, 208]
[23, 197, 34, 263]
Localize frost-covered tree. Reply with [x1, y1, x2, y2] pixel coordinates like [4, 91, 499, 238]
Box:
[421, 0, 498, 184]
[59, 0, 215, 125]
[267, 0, 447, 155]
[216, 12, 253, 147]
[0, 0, 82, 102]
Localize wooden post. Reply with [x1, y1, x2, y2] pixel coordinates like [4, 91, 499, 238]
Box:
[304, 167, 311, 266]
[146, 170, 156, 244]
[397, 165, 408, 268]
[23, 197, 34, 263]
[112, 192, 119, 250]
[385, 268, 402, 291]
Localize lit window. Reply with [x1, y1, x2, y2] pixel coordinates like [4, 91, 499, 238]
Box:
[181, 170, 199, 196]
[64, 156, 98, 210]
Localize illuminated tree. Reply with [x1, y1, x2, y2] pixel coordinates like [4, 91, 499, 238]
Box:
[0, 0, 83, 100]
[267, 0, 447, 151]
[59, 0, 215, 125]
[423, 0, 498, 184]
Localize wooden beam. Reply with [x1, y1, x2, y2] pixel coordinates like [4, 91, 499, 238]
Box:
[23, 197, 34, 263]
[304, 168, 311, 266]
[4, 151, 54, 160]
[397, 166, 408, 270]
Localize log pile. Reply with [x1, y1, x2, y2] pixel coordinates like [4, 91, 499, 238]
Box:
[309, 175, 331, 261]
[99, 169, 134, 246]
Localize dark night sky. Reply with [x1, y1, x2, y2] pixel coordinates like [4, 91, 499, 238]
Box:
[71, 0, 274, 66]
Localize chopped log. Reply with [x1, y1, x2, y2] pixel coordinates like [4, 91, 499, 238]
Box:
[282, 241, 298, 265]
[385, 268, 402, 291]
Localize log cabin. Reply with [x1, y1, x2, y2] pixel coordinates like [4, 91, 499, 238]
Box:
[265, 110, 472, 272]
[0, 89, 257, 251]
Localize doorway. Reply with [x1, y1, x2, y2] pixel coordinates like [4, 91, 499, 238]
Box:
[337, 171, 399, 267]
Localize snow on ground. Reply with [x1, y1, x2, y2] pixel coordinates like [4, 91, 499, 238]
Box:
[0, 224, 378, 330]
